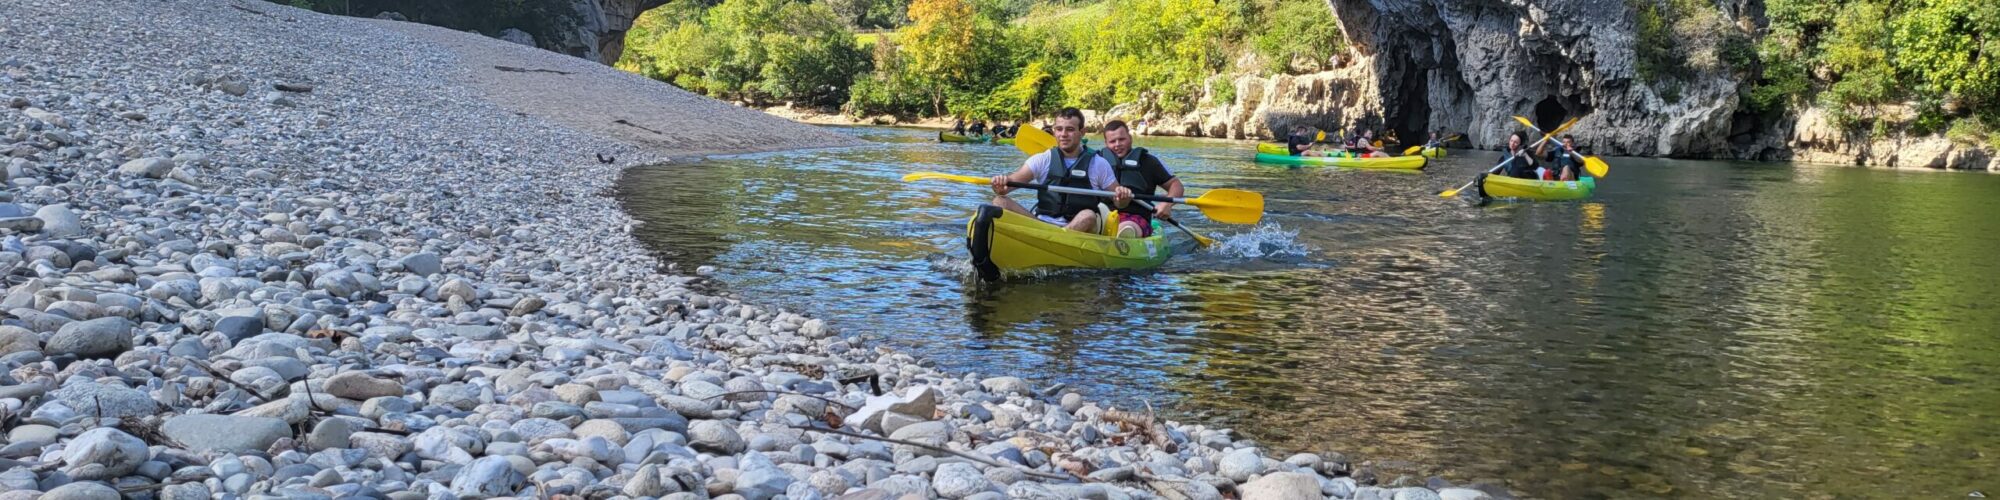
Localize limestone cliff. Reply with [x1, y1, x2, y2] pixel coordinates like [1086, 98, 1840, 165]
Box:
[1119, 0, 1995, 170]
[282, 0, 666, 64]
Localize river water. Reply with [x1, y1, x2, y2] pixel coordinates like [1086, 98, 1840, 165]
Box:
[616, 125, 2000, 498]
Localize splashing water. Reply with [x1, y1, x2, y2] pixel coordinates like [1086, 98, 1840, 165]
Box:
[1212, 223, 1313, 260]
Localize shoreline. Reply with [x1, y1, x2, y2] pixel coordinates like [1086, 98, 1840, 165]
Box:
[0, 2, 1487, 500]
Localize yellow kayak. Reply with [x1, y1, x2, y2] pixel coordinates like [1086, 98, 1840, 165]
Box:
[1481, 175, 1596, 201]
[1253, 152, 1427, 170]
[1258, 142, 1443, 158]
[995, 137, 1015, 146]
[939, 132, 989, 143]
[965, 205, 1170, 281]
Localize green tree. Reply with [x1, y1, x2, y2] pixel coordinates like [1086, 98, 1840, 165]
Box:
[1251, 0, 1345, 74]
[759, 3, 871, 105]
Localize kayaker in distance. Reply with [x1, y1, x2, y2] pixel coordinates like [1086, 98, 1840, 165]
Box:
[1537, 134, 1585, 181]
[1287, 125, 1332, 157]
[952, 118, 967, 135]
[1099, 120, 1185, 238]
[990, 107, 1131, 233]
[970, 121, 988, 137]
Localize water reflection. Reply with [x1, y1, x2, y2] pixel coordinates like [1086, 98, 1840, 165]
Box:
[616, 126, 2000, 498]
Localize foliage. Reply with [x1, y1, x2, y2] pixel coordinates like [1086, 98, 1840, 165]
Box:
[1057, 0, 1248, 113]
[620, 0, 867, 106]
[1756, 0, 2000, 131]
[1250, 0, 1345, 74]
[626, 0, 1323, 118]
[825, 0, 906, 28]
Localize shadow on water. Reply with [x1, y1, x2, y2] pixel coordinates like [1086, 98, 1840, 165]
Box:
[616, 125, 2000, 498]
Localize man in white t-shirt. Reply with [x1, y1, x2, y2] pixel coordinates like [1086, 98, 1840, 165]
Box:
[988, 108, 1130, 233]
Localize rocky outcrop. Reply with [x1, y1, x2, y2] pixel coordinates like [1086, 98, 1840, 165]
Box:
[1120, 0, 1997, 170]
[286, 0, 667, 64]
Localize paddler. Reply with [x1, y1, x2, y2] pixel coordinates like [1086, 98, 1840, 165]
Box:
[1500, 131, 1540, 179]
[1286, 125, 1330, 157]
[1537, 134, 1585, 181]
[990, 107, 1131, 233]
[1098, 120, 1184, 238]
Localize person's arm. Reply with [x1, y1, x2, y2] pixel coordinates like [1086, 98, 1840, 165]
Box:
[993, 155, 1043, 195]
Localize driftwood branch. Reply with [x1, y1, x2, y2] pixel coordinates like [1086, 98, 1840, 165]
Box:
[1102, 408, 1178, 453]
[186, 359, 274, 403]
[704, 390, 857, 410]
[789, 425, 1076, 481]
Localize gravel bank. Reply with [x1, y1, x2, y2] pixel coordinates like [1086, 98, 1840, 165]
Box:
[0, 0, 1493, 499]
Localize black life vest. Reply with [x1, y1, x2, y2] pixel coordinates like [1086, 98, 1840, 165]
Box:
[1099, 147, 1161, 219]
[1033, 146, 1102, 220]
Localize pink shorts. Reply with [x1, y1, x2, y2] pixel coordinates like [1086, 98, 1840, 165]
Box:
[1117, 213, 1154, 237]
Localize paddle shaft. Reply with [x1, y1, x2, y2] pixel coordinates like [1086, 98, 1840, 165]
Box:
[1005, 181, 1184, 204]
[1132, 199, 1212, 246]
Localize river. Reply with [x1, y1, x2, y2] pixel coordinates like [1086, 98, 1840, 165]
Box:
[616, 125, 2000, 498]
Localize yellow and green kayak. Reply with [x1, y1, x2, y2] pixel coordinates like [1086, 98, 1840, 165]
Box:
[995, 137, 1015, 146]
[966, 205, 1170, 281]
[939, 132, 989, 143]
[1481, 175, 1596, 201]
[1252, 152, 1428, 170]
[1257, 142, 1444, 158]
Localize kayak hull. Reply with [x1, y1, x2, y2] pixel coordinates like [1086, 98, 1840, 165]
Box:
[1481, 175, 1596, 201]
[939, 132, 988, 143]
[1259, 142, 1445, 158]
[1253, 152, 1427, 170]
[965, 205, 1171, 281]
[995, 137, 1015, 146]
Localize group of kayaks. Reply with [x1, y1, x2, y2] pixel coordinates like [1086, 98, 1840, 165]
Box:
[1249, 142, 1598, 201]
[938, 131, 1016, 146]
[928, 124, 1605, 280]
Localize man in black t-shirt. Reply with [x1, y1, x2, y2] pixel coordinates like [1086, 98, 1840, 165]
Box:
[1099, 120, 1184, 238]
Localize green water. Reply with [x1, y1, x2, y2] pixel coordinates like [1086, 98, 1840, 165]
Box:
[617, 126, 2000, 498]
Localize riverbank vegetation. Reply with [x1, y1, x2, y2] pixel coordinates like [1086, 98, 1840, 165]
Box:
[615, 0, 1343, 120]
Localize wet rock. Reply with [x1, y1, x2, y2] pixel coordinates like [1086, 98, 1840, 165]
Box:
[979, 377, 1030, 396]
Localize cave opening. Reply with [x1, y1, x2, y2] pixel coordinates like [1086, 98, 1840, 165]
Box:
[1533, 97, 1567, 133]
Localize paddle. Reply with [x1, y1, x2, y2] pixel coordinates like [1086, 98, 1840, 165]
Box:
[1133, 200, 1216, 247]
[901, 172, 1265, 225]
[1010, 124, 1056, 155]
[1438, 117, 1579, 198]
[1512, 116, 1610, 179]
[1402, 133, 1461, 156]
